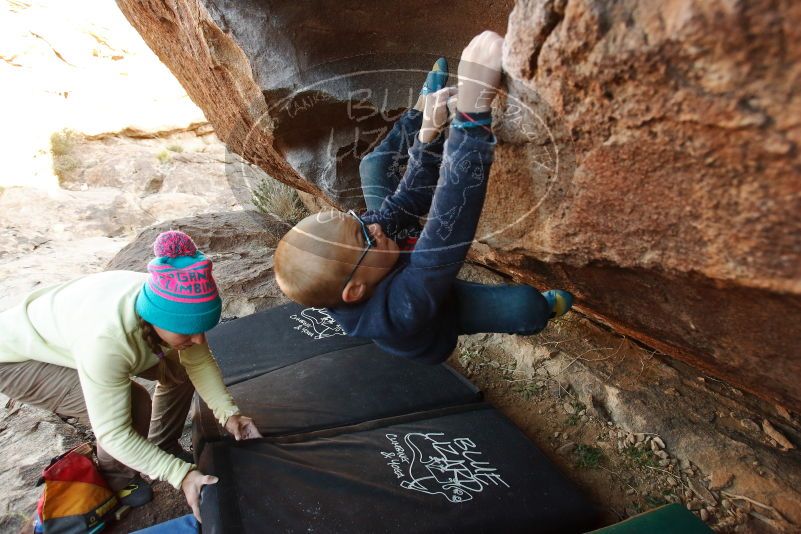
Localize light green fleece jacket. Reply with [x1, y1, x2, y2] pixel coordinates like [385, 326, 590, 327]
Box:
[0, 270, 240, 489]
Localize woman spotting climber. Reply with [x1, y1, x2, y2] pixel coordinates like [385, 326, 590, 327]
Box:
[0, 230, 260, 522]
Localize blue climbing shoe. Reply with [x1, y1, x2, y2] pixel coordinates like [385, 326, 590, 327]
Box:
[420, 57, 448, 95]
[542, 290, 573, 319]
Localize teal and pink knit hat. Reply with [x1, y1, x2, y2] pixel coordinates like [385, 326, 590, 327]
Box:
[135, 231, 222, 335]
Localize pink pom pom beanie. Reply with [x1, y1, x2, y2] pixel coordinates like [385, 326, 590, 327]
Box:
[135, 230, 222, 334]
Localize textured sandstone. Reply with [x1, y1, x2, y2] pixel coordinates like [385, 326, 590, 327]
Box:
[116, 1, 801, 411]
[0, 394, 84, 531]
[480, 0, 801, 411]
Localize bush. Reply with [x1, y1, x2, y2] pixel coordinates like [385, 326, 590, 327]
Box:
[50, 129, 81, 181]
[156, 150, 171, 164]
[574, 445, 603, 469]
[50, 129, 77, 157]
[251, 176, 308, 224]
[53, 155, 80, 178]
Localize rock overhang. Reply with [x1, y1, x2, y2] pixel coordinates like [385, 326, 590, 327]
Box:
[117, 0, 801, 412]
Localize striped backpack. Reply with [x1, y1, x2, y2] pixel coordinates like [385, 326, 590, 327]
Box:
[34, 443, 120, 533]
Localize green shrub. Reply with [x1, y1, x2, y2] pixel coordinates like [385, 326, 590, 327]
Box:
[156, 150, 171, 164]
[566, 400, 586, 426]
[514, 381, 542, 400]
[251, 176, 308, 224]
[574, 445, 603, 469]
[623, 444, 657, 468]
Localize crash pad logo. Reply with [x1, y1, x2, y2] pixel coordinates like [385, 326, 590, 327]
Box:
[380, 432, 509, 503]
[289, 307, 346, 340]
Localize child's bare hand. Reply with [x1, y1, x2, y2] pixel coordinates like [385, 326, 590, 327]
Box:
[457, 31, 504, 113]
[419, 86, 458, 143]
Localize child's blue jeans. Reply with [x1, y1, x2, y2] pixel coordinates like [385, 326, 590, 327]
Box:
[359, 110, 551, 336]
[359, 110, 424, 211]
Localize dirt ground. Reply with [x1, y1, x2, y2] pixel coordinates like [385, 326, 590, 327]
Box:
[446, 314, 767, 533]
[106, 480, 190, 533]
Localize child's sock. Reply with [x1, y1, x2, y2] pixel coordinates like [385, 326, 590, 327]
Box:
[453, 110, 492, 127]
[452, 110, 493, 139]
[541, 290, 573, 319]
[420, 57, 449, 95]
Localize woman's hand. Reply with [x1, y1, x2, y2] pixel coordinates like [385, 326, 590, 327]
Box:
[224, 414, 262, 440]
[181, 469, 218, 523]
[457, 31, 505, 113]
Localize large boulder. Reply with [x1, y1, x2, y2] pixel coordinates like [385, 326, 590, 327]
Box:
[115, 1, 801, 412]
[106, 211, 290, 319]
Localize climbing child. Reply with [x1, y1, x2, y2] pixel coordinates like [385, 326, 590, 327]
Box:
[275, 31, 573, 364]
[0, 231, 261, 522]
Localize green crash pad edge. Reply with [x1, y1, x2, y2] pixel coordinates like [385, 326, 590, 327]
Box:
[588, 503, 713, 534]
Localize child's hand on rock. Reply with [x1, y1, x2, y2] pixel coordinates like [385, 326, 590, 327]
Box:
[457, 31, 504, 113]
[419, 86, 458, 143]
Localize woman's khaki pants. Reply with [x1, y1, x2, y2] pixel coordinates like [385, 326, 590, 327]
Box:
[0, 356, 194, 491]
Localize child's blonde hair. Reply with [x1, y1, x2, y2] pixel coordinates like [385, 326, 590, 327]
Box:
[275, 210, 360, 307]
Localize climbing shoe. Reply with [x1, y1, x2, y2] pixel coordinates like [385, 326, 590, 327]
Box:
[117, 476, 153, 508]
[542, 290, 573, 319]
[420, 57, 448, 95]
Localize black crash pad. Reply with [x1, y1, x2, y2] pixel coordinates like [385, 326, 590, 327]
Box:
[194, 303, 480, 455]
[199, 404, 599, 534]
[207, 302, 369, 385]
[193, 342, 480, 448]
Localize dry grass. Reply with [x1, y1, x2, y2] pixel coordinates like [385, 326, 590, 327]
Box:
[50, 129, 80, 181]
[251, 176, 308, 223]
[155, 149, 171, 164]
[50, 128, 77, 156]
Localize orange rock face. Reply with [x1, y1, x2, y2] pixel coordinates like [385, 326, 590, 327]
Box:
[483, 0, 801, 412]
[117, 0, 801, 410]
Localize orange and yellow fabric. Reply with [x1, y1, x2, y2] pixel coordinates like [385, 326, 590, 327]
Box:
[36, 443, 119, 533]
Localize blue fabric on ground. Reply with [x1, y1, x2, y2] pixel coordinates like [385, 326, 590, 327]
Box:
[131, 514, 198, 534]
